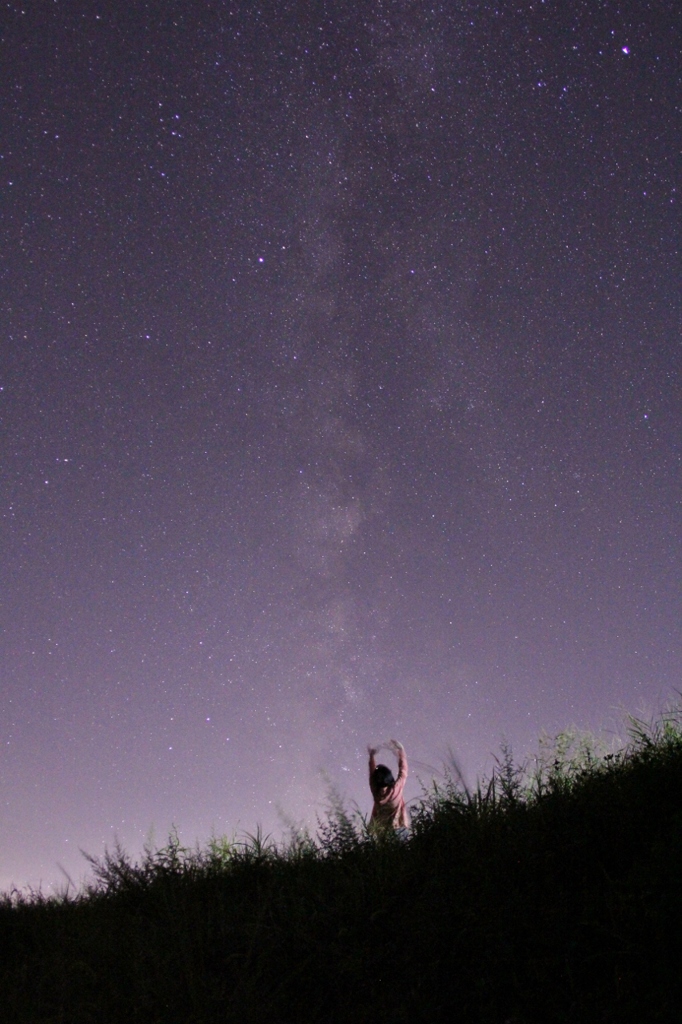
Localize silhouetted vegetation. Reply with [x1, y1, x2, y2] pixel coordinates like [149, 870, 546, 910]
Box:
[2, 710, 682, 1022]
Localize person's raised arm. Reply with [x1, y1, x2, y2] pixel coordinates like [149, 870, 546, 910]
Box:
[389, 739, 407, 781]
[368, 745, 377, 778]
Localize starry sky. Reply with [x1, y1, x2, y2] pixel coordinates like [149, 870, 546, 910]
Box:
[1, 0, 680, 891]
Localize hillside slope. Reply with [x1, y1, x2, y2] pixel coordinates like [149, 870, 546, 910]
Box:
[2, 720, 682, 1023]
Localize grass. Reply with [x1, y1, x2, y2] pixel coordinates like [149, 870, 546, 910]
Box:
[2, 709, 682, 1023]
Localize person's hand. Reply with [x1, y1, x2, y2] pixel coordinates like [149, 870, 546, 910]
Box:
[389, 738, 404, 754]
[368, 745, 378, 757]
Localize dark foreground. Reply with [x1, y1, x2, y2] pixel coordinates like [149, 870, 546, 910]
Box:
[2, 718, 682, 1023]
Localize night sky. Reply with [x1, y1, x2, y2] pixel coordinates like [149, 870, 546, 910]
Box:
[2, 0, 680, 892]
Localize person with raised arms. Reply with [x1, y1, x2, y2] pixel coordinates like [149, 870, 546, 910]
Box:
[368, 739, 409, 836]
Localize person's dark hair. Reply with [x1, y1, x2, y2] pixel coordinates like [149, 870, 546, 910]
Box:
[372, 764, 395, 789]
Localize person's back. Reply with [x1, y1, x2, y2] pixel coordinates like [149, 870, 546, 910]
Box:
[368, 739, 409, 831]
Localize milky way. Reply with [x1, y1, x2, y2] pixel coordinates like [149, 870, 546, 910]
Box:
[1, 0, 680, 890]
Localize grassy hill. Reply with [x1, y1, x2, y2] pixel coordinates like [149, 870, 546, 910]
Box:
[2, 712, 682, 1023]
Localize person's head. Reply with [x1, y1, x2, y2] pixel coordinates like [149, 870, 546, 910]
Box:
[372, 764, 395, 790]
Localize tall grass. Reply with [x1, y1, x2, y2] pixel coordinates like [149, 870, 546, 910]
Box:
[2, 709, 682, 1023]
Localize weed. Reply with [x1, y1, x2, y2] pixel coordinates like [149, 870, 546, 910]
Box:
[2, 708, 682, 1023]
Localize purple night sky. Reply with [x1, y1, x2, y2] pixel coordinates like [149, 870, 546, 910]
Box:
[2, 1, 680, 892]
